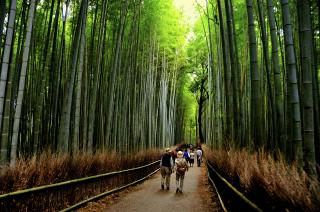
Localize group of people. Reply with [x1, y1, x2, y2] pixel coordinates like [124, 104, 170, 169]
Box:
[182, 147, 203, 167]
[159, 146, 203, 193]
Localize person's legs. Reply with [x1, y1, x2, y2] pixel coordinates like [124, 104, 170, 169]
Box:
[179, 174, 185, 193]
[165, 168, 171, 189]
[160, 167, 166, 189]
[176, 173, 181, 193]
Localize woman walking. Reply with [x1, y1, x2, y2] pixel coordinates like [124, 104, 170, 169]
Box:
[175, 151, 189, 193]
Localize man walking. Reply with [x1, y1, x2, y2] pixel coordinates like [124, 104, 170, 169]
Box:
[160, 148, 174, 190]
[196, 147, 203, 167]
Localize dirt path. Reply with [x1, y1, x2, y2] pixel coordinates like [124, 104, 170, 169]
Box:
[78, 164, 222, 212]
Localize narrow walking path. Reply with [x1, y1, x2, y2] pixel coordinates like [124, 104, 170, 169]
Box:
[78, 164, 222, 212]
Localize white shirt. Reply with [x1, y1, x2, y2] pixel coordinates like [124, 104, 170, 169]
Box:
[189, 152, 195, 159]
[196, 149, 202, 158]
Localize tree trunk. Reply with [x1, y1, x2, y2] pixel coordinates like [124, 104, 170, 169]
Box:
[267, 0, 285, 154]
[257, 0, 276, 150]
[58, 0, 84, 153]
[0, 0, 6, 40]
[48, 0, 61, 149]
[297, 0, 317, 177]
[73, 0, 88, 153]
[32, 0, 56, 154]
[198, 76, 206, 144]
[246, 0, 262, 148]
[87, 0, 108, 152]
[10, 0, 36, 166]
[217, 0, 232, 141]
[52, 1, 66, 152]
[0, 0, 16, 137]
[281, 0, 303, 167]
[104, 0, 128, 147]
[224, 0, 239, 142]
[206, 0, 215, 87]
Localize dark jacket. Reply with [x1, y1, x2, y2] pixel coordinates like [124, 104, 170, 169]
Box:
[160, 153, 173, 167]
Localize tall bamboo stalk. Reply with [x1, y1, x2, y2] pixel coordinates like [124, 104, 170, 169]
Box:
[10, 0, 36, 166]
[281, 0, 303, 166]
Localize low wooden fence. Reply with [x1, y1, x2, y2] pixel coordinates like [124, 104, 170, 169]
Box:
[206, 161, 262, 212]
[0, 160, 160, 211]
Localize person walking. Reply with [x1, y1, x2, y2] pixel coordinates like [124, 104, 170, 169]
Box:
[183, 149, 190, 166]
[189, 150, 195, 167]
[175, 151, 189, 193]
[196, 147, 203, 167]
[160, 148, 174, 190]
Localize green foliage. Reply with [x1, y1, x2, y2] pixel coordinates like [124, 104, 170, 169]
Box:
[141, 0, 187, 58]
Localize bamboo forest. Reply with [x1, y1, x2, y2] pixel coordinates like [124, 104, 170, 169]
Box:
[0, 0, 319, 211]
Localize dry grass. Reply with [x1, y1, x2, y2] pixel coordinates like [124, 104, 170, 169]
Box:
[0, 149, 161, 194]
[204, 146, 320, 211]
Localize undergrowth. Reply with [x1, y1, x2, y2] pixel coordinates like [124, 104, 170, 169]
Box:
[0, 149, 161, 194]
[204, 146, 320, 211]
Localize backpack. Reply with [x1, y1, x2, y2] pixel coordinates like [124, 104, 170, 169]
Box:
[176, 160, 187, 174]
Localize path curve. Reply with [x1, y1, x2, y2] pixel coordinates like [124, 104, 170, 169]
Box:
[78, 164, 222, 212]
